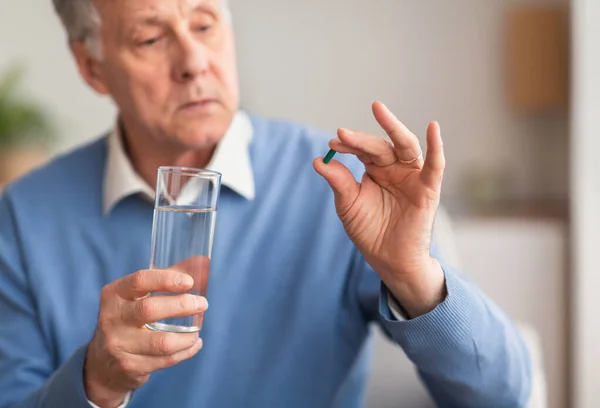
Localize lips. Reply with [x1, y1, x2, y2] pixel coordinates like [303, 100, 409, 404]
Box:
[179, 99, 217, 110]
[177, 99, 220, 114]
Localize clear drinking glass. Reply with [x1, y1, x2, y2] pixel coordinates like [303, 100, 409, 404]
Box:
[145, 166, 221, 333]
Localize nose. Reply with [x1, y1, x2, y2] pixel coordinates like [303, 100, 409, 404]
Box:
[173, 34, 209, 83]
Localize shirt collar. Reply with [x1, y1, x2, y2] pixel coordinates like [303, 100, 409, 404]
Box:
[103, 111, 255, 215]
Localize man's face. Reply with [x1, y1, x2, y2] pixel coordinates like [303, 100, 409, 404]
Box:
[89, 0, 239, 150]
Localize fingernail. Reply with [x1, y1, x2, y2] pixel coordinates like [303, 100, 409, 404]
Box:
[178, 274, 193, 287]
[195, 297, 208, 311]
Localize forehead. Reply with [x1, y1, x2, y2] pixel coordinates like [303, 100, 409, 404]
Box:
[96, 0, 222, 24]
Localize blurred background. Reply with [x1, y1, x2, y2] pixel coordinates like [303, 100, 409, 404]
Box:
[2, 0, 600, 407]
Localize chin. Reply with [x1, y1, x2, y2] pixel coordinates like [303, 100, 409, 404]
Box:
[173, 115, 232, 149]
[172, 112, 234, 150]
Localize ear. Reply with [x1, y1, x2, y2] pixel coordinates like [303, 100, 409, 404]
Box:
[71, 41, 110, 96]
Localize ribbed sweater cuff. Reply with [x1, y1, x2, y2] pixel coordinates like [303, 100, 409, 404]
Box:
[378, 266, 482, 371]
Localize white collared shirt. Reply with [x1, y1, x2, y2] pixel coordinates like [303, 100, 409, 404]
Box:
[102, 111, 255, 215]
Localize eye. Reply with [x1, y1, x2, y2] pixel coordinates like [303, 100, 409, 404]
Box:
[140, 37, 161, 47]
[196, 25, 212, 33]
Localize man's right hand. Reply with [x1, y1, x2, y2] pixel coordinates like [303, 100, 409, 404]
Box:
[84, 269, 207, 408]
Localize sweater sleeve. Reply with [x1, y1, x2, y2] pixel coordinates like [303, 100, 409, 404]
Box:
[352, 244, 532, 407]
[0, 194, 94, 408]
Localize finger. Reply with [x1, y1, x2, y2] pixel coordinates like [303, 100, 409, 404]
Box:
[124, 331, 200, 356]
[372, 101, 422, 162]
[329, 139, 374, 164]
[151, 337, 203, 370]
[420, 121, 445, 189]
[125, 294, 208, 326]
[117, 269, 194, 300]
[313, 158, 360, 217]
[122, 338, 203, 375]
[335, 128, 396, 167]
[169, 256, 211, 294]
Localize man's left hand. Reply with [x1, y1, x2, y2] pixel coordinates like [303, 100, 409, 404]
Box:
[314, 101, 446, 318]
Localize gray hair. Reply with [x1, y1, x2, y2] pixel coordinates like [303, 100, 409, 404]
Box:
[52, 0, 102, 57]
[52, 0, 231, 60]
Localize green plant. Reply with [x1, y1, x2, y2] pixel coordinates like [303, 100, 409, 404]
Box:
[0, 64, 54, 148]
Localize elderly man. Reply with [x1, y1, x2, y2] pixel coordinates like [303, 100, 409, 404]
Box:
[0, 0, 531, 407]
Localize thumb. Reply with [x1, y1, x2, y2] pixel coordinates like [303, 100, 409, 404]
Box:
[313, 157, 360, 215]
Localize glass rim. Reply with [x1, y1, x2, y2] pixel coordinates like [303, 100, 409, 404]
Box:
[158, 166, 222, 179]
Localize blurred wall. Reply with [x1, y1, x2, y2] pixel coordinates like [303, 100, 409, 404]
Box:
[0, 0, 115, 153]
[571, 0, 600, 407]
[231, 0, 569, 205]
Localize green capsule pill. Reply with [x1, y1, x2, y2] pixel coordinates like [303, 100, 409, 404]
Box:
[323, 149, 337, 164]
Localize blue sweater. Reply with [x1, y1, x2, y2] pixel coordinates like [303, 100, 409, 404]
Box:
[0, 116, 531, 408]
